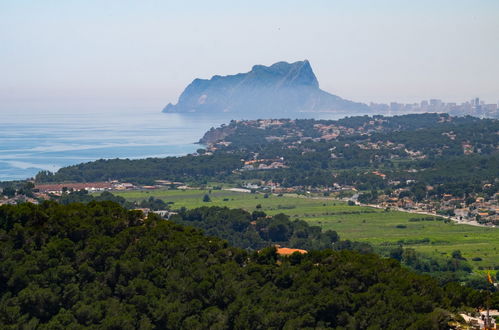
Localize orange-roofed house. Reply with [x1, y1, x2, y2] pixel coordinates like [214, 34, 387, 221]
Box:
[276, 247, 308, 256]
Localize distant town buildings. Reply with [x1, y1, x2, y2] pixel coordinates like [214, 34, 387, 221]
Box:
[369, 97, 498, 118]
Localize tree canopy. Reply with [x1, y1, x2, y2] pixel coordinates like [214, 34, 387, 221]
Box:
[0, 201, 493, 328]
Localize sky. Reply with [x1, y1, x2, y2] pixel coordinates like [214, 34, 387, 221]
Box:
[1, 0, 498, 113]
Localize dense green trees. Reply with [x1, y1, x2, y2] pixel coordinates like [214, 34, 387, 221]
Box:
[171, 206, 341, 250]
[0, 201, 491, 328]
[384, 246, 474, 283]
[1, 182, 34, 198]
[56, 190, 168, 211]
[35, 153, 244, 185]
[1, 186, 16, 198]
[57, 190, 132, 207]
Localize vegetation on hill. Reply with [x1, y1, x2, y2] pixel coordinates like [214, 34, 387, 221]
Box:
[35, 153, 243, 185]
[1, 201, 495, 328]
[43, 188, 483, 282]
[225, 115, 498, 196]
[33, 114, 498, 203]
[171, 205, 482, 285]
[171, 206, 370, 252]
[56, 189, 169, 211]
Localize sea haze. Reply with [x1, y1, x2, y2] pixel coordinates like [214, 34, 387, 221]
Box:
[0, 109, 223, 182]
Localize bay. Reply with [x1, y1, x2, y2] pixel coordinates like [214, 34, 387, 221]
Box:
[0, 109, 223, 181]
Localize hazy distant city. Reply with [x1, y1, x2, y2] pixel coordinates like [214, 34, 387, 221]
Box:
[370, 97, 498, 118]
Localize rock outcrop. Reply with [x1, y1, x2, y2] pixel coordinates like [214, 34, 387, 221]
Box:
[163, 60, 368, 117]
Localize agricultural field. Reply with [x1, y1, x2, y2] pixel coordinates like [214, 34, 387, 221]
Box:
[110, 188, 499, 270]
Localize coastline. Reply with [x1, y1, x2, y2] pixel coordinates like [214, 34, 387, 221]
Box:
[0, 111, 223, 182]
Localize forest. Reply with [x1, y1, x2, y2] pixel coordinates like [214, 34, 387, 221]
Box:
[171, 206, 369, 252]
[1, 201, 497, 329]
[34, 153, 244, 185]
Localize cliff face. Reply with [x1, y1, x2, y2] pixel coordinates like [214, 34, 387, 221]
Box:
[163, 60, 368, 117]
[198, 125, 235, 145]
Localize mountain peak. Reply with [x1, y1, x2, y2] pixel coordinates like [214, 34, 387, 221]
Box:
[163, 60, 367, 117]
[248, 60, 318, 88]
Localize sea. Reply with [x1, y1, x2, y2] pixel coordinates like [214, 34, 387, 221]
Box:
[0, 108, 224, 182]
[0, 107, 361, 182]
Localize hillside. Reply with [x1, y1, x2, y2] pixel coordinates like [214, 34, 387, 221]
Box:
[35, 115, 498, 200]
[0, 201, 488, 328]
[163, 60, 368, 117]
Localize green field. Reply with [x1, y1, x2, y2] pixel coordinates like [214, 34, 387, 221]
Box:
[110, 188, 499, 270]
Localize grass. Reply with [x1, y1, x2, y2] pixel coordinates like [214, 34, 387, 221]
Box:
[109, 188, 499, 270]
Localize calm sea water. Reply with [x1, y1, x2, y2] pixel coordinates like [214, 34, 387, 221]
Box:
[0, 109, 223, 181]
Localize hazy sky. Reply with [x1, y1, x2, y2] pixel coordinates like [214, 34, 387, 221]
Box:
[1, 0, 498, 112]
